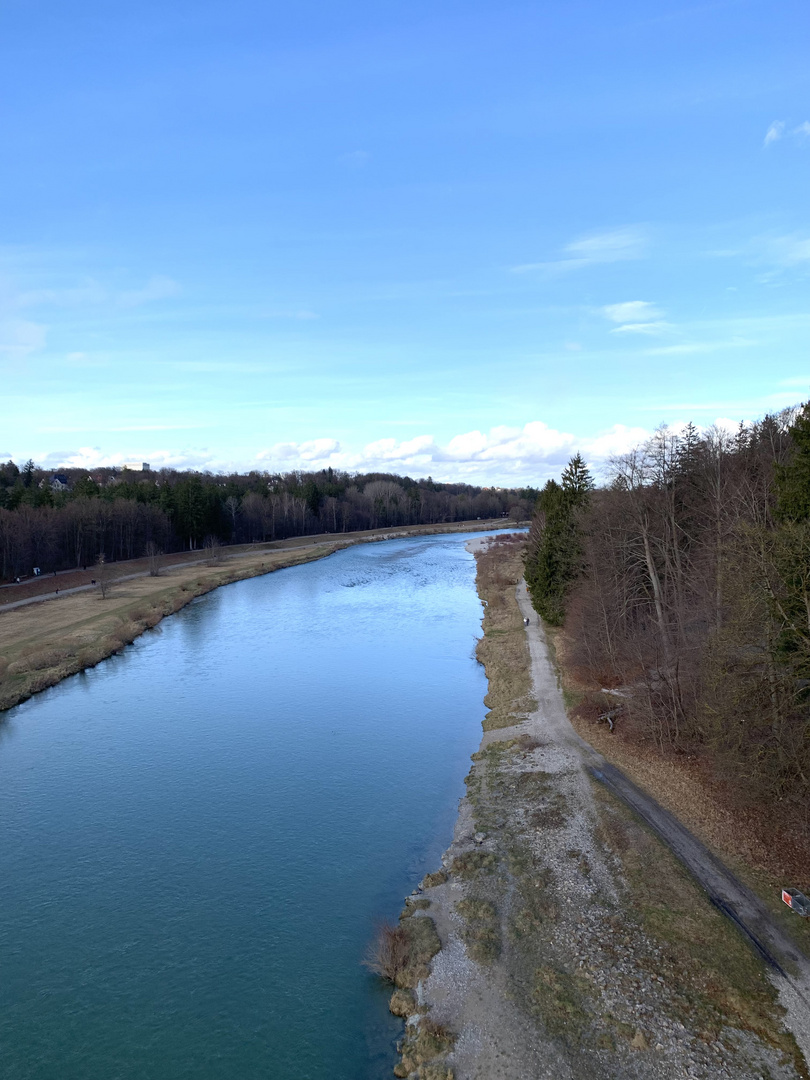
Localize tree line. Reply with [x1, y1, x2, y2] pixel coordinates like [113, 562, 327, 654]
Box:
[525, 408, 810, 828]
[0, 462, 536, 580]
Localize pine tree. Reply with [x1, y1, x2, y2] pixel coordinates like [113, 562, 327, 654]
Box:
[775, 402, 810, 522]
[525, 455, 593, 624]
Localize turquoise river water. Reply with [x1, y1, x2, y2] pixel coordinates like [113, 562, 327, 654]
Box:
[0, 532, 504, 1079]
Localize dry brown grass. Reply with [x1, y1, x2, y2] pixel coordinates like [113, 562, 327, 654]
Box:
[474, 538, 535, 730]
[422, 869, 448, 888]
[394, 1016, 456, 1079]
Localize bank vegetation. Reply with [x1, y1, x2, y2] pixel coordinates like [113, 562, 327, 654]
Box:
[525, 405, 810, 878]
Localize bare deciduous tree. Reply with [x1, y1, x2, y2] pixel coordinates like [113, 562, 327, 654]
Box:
[95, 552, 112, 599]
[145, 540, 163, 577]
[203, 535, 221, 565]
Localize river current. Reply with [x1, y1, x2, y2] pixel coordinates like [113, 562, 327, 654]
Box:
[0, 532, 502, 1079]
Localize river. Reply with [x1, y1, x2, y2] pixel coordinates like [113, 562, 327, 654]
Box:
[0, 532, 502, 1079]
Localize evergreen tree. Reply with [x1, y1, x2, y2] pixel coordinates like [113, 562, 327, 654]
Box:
[769, 403, 810, 680]
[525, 455, 593, 624]
[775, 402, 810, 522]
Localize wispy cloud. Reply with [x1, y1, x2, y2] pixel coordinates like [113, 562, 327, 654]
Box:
[611, 321, 670, 335]
[764, 120, 785, 146]
[117, 276, 181, 308]
[17, 280, 107, 308]
[564, 228, 648, 264]
[0, 318, 47, 359]
[8, 274, 181, 311]
[765, 234, 810, 267]
[708, 232, 810, 277]
[601, 300, 669, 335]
[511, 226, 648, 275]
[644, 338, 753, 356]
[763, 120, 810, 147]
[601, 300, 662, 323]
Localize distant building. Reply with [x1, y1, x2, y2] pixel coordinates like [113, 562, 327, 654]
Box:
[49, 474, 70, 492]
[120, 462, 151, 472]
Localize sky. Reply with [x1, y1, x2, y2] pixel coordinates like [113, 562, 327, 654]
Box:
[1, 0, 808, 485]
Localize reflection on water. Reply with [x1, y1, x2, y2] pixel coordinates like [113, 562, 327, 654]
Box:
[0, 533, 506, 1080]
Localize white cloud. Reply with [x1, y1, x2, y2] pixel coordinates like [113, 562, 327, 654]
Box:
[601, 300, 663, 323]
[611, 321, 670, 335]
[28, 411, 795, 488]
[38, 446, 223, 472]
[764, 120, 785, 146]
[763, 120, 810, 147]
[600, 300, 668, 336]
[253, 421, 649, 484]
[582, 424, 651, 459]
[511, 226, 648, 274]
[257, 438, 341, 463]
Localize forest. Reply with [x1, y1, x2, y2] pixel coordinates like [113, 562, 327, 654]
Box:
[525, 405, 810, 830]
[0, 462, 536, 581]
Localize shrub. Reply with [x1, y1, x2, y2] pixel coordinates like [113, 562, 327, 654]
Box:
[365, 922, 411, 984]
[365, 915, 441, 988]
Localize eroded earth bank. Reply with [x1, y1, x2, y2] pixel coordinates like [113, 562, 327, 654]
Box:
[388, 535, 809, 1080]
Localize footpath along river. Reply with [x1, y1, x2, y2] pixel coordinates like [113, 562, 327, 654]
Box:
[0, 532, 512, 1080]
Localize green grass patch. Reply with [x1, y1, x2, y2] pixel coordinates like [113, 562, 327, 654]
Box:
[457, 897, 501, 963]
[531, 964, 592, 1044]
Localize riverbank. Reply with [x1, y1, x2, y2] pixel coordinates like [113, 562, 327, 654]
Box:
[390, 535, 809, 1080]
[0, 519, 512, 714]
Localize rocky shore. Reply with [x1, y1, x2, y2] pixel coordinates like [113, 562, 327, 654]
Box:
[387, 536, 809, 1080]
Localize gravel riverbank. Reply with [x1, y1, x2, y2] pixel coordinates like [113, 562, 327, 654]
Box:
[390, 536, 809, 1080]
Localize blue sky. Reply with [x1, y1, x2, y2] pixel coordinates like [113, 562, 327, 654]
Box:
[1, 0, 808, 483]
